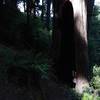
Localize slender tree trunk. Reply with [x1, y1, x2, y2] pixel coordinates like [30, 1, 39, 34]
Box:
[52, 0, 61, 71]
[41, 0, 45, 21]
[23, 0, 26, 13]
[46, 0, 51, 30]
[26, 0, 30, 25]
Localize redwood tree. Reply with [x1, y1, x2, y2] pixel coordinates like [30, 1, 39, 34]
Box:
[53, 0, 90, 93]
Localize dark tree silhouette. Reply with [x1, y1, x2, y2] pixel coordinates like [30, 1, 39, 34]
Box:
[53, 0, 75, 87]
[46, 0, 51, 30]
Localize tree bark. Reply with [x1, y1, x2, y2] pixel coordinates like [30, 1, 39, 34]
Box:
[53, 0, 75, 87]
[53, 0, 90, 93]
[46, 0, 51, 30]
[69, 0, 89, 93]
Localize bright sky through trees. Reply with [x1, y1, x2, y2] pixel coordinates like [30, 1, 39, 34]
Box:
[18, 0, 100, 13]
[95, 0, 100, 6]
[17, 0, 43, 12]
[17, 0, 53, 17]
[18, 2, 24, 12]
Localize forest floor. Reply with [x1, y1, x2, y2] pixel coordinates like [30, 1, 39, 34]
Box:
[0, 44, 79, 100]
[0, 77, 77, 100]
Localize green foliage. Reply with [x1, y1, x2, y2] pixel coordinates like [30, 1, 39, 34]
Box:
[0, 44, 50, 80]
[95, 97, 100, 100]
[32, 22, 51, 51]
[80, 65, 100, 100]
[92, 6, 100, 17]
[82, 93, 94, 100]
[93, 65, 100, 76]
[88, 5, 100, 65]
[33, 63, 49, 79]
[0, 5, 52, 84]
[91, 76, 100, 89]
[91, 65, 100, 89]
[0, 6, 51, 52]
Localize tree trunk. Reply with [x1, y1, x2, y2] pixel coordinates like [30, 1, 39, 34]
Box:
[53, 0, 90, 93]
[23, 0, 26, 13]
[46, 0, 51, 30]
[41, 0, 45, 21]
[53, 0, 75, 87]
[26, 0, 30, 25]
[70, 0, 89, 93]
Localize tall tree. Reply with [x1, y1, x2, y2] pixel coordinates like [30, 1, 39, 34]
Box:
[46, 0, 51, 30]
[70, 0, 89, 93]
[53, 0, 91, 93]
[41, 0, 45, 21]
[26, 0, 34, 24]
[52, 0, 75, 87]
